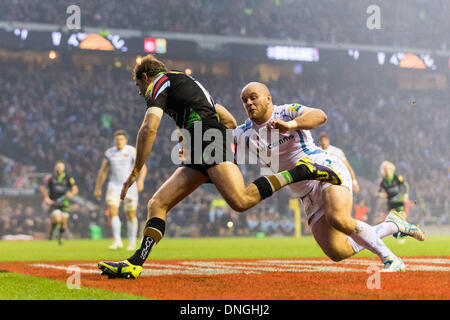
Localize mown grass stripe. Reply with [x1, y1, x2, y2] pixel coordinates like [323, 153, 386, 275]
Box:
[0, 272, 151, 300]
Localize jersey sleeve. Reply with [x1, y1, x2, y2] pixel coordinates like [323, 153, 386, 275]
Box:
[335, 147, 347, 161]
[130, 146, 137, 162]
[145, 74, 170, 112]
[283, 103, 309, 120]
[104, 149, 111, 163]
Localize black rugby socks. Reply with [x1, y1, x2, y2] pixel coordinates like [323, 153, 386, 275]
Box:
[127, 217, 166, 266]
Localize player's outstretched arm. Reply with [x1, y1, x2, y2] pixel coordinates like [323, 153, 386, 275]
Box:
[267, 108, 327, 133]
[215, 103, 237, 129]
[121, 107, 162, 200]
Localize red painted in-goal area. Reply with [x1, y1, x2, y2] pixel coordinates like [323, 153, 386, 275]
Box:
[1, 257, 449, 300]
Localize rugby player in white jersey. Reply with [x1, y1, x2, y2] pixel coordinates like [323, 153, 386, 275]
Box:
[318, 132, 359, 193]
[233, 82, 424, 271]
[94, 130, 147, 250]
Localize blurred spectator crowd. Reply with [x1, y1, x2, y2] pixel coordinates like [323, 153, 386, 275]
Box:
[0, 53, 448, 238]
[1, 0, 449, 50]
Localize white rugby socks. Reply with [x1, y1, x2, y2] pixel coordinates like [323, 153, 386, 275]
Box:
[373, 221, 400, 239]
[347, 220, 400, 254]
[349, 220, 394, 261]
[127, 218, 138, 246]
[111, 216, 122, 245]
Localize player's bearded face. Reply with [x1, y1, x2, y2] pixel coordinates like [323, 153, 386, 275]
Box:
[135, 77, 150, 97]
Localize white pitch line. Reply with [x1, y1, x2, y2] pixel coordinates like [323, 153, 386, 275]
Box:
[29, 263, 98, 274]
[407, 265, 450, 272]
[181, 261, 358, 273]
[402, 258, 450, 265]
[30, 258, 450, 277]
[261, 259, 377, 266]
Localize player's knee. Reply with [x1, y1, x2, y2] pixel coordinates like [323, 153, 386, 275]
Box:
[228, 199, 249, 213]
[327, 252, 346, 262]
[325, 245, 350, 262]
[147, 196, 168, 216]
[125, 211, 136, 221]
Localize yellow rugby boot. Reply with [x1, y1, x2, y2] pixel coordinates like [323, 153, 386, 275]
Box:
[296, 157, 342, 185]
[98, 260, 142, 279]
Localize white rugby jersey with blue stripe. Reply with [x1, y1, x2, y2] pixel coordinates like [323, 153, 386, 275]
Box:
[233, 103, 324, 170]
[233, 103, 326, 197]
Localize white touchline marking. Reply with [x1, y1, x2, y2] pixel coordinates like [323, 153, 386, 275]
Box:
[262, 259, 377, 266]
[407, 265, 450, 272]
[181, 261, 357, 273]
[140, 268, 254, 276]
[29, 257, 450, 277]
[402, 258, 450, 264]
[30, 264, 98, 274]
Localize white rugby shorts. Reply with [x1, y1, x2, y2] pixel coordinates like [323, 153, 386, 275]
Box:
[300, 152, 353, 228]
[105, 183, 138, 211]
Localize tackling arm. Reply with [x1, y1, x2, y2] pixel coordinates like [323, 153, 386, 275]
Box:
[289, 108, 327, 130]
[267, 107, 327, 133]
[215, 104, 237, 129]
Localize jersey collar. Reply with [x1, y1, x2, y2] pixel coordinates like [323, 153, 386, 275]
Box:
[145, 72, 166, 102]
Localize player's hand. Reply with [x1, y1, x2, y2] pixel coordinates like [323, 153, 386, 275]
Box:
[267, 119, 290, 133]
[121, 170, 139, 200]
[94, 188, 102, 201]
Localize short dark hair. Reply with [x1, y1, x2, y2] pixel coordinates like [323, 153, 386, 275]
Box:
[132, 54, 168, 81]
[319, 132, 329, 139]
[114, 130, 127, 138]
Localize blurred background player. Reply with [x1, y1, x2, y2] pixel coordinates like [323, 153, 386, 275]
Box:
[94, 130, 147, 250]
[39, 161, 78, 245]
[319, 132, 359, 193]
[377, 161, 410, 242]
[377, 161, 410, 216]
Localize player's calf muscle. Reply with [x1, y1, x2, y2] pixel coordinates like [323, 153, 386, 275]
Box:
[325, 215, 355, 235]
[214, 183, 260, 212]
[208, 163, 261, 212]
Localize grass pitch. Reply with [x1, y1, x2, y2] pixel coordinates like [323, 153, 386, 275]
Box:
[0, 235, 449, 300]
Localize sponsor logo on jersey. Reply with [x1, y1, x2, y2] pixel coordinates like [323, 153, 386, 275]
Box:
[288, 103, 302, 113]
